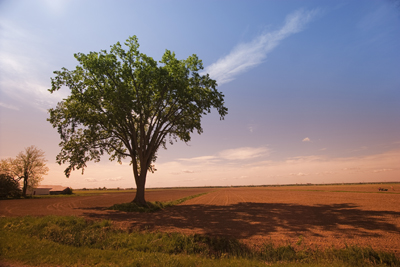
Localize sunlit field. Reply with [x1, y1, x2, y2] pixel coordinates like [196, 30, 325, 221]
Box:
[1, 183, 399, 266]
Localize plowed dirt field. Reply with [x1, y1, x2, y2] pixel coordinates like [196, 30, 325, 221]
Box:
[1, 185, 399, 256]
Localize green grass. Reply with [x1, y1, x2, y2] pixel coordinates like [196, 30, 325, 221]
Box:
[1, 216, 399, 267]
[79, 189, 135, 196]
[11, 189, 138, 199]
[108, 192, 209, 212]
[24, 188, 204, 199]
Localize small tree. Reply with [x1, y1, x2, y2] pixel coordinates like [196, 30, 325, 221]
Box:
[48, 36, 227, 205]
[0, 146, 49, 197]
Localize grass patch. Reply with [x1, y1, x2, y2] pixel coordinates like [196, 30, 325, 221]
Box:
[1, 216, 399, 267]
[108, 192, 209, 212]
[1, 190, 139, 200]
[29, 189, 138, 198]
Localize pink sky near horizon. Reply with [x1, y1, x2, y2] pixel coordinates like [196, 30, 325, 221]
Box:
[41, 147, 400, 189]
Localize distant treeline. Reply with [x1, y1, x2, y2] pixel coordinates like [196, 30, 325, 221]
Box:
[73, 181, 400, 191]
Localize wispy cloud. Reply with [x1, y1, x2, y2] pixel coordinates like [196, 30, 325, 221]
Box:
[247, 122, 258, 133]
[0, 102, 19, 111]
[290, 172, 308, 176]
[218, 147, 269, 160]
[142, 149, 400, 187]
[178, 155, 217, 162]
[103, 176, 125, 181]
[202, 9, 320, 85]
[373, 168, 393, 173]
[0, 19, 67, 111]
[302, 137, 311, 142]
[176, 147, 269, 163]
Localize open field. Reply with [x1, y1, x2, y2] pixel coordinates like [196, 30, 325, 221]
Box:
[1, 184, 400, 259]
[0, 188, 214, 217]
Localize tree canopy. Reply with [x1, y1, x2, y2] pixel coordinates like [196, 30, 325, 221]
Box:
[48, 36, 227, 204]
[0, 146, 48, 197]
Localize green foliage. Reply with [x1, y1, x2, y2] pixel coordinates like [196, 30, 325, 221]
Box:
[108, 192, 208, 212]
[47, 35, 227, 204]
[0, 173, 21, 198]
[1, 216, 398, 267]
[0, 229, 266, 267]
[109, 201, 164, 212]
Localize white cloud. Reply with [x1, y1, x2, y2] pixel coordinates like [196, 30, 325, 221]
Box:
[373, 169, 393, 173]
[0, 102, 19, 111]
[202, 9, 320, 85]
[84, 178, 98, 182]
[247, 123, 258, 133]
[182, 169, 194, 173]
[0, 19, 67, 112]
[175, 147, 269, 164]
[178, 155, 217, 162]
[219, 147, 269, 160]
[289, 172, 308, 176]
[302, 137, 311, 142]
[285, 155, 323, 164]
[343, 167, 362, 172]
[103, 176, 124, 181]
[77, 149, 400, 188]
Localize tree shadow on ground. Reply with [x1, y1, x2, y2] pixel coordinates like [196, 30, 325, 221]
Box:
[81, 202, 400, 239]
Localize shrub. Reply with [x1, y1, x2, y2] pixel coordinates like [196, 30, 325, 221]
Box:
[63, 187, 73, 195]
[0, 173, 21, 198]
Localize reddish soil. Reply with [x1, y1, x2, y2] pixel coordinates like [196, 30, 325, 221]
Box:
[1, 185, 400, 257]
[0, 188, 212, 217]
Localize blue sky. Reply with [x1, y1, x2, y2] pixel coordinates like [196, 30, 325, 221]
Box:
[1, 0, 399, 188]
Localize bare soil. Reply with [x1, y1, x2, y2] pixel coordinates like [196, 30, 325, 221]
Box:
[1, 185, 399, 257]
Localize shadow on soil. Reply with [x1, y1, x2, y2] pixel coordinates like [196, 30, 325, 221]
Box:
[81, 202, 400, 239]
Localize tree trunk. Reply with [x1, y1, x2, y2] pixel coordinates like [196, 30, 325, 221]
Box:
[132, 168, 147, 206]
[22, 178, 28, 197]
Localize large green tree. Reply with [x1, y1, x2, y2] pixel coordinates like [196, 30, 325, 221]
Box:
[48, 36, 227, 205]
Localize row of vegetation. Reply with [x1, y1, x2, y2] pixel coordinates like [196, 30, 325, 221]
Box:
[1, 216, 398, 267]
[0, 173, 73, 199]
[108, 192, 209, 212]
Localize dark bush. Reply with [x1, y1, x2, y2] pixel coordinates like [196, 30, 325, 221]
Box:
[62, 187, 73, 195]
[0, 173, 22, 198]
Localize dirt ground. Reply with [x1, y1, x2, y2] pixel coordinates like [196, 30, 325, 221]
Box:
[1, 185, 399, 257]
